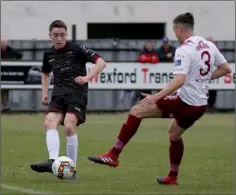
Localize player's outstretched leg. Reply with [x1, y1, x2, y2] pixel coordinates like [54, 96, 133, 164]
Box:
[88, 103, 162, 167]
[64, 113, 79, 180]
[30, 112, 63, 173]
[157, 119, 185, 185]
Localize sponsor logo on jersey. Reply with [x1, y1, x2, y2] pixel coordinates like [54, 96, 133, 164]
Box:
[175, 60, 181, 66]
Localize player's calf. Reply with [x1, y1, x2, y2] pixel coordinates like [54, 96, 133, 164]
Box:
[110, 103, 161, 156]
[164, 120, 185, 181]
[157, 121, 183, 185]
[168, 119, 185, 141]
[44, 112, 63, 161]
[64, 113, 79, 169]
[88, 102, 162, 167]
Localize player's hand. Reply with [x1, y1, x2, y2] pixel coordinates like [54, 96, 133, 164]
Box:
[140, 93, 158, 105]
[42, 95, 48, 105]
[74, 76, 90, 85]
[166, 53, 172, 58]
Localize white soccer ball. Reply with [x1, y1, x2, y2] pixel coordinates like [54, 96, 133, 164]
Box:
[52, 156, 76, 179]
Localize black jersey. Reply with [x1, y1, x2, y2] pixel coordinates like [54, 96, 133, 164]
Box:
[42, 42, 100, 96]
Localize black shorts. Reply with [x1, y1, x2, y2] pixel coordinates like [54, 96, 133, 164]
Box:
[47, 93, 87, 126]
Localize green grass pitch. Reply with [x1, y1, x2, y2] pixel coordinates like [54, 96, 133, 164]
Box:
[1, 113, 234, 194]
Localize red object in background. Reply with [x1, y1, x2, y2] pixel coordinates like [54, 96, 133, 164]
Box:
[138, 52, 159, 63]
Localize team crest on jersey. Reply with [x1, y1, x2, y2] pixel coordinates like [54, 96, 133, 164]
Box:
[63, 59, 72, 66]
[175, 59, 181, 66]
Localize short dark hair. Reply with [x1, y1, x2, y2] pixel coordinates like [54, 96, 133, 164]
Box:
[49, 20, 67, 32]
[173, 12, 194, 30]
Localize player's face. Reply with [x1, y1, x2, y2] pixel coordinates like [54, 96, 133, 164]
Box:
[49, 28, 67, 49]
[173, 24, 184, 44]
[146, 43, 153, 51]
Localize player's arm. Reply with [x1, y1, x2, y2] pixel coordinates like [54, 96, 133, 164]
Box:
[211, 45, 231, 80]
[154, 49, 190, 100]
[79, 44, 106, 80]
[155, 74, 186, 100]
[41, 53, 52, 98]
[86, 57, 106, 80]
[211, 63, 231, 80]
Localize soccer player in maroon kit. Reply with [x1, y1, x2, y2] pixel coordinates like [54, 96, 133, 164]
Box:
[88, 13, 232, 185]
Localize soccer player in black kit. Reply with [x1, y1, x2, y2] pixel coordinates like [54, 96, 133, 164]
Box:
[30, 20, 106, 179]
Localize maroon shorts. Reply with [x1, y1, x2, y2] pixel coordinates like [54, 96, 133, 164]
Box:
[156, 94, 207, 129]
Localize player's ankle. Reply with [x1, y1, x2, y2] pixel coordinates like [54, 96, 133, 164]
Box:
[168, 171, 178, 178]
[109, 147, 120, 157]
[168, 176, 177, 179]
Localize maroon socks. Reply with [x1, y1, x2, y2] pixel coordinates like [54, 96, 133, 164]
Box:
[109, 115, 141, 156]
[168, 138, 184, 177]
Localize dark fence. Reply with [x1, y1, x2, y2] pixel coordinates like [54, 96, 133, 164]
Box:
[8, 39, 235, 62]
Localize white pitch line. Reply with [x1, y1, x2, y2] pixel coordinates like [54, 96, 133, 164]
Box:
[1, 183, 51, 195]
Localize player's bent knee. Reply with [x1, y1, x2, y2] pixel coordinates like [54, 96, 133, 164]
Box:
[168, 133, 182, 141]
[168, 120, 184, 141]
[44, 119, 52, 130]
[44, 119, 58, 130]
[64, 114, 78, 136]
[44, 113, 62, 130]
[129, 105, 143, 119]
[64, 123, 76, 136]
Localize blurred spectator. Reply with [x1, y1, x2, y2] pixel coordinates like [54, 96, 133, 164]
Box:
[1, 39, 23, 112]
[206, 36, 214, 42]
[157, 37, 176, 62]
[119, 41, 159, 106]
[118, 90, 137, 109]
[138, 41, 159, 100]
[138, 41, 159, 63]
[1, 39, 23, 60]
[206, 36, 218, 110]
[207, 36, 221, 51]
